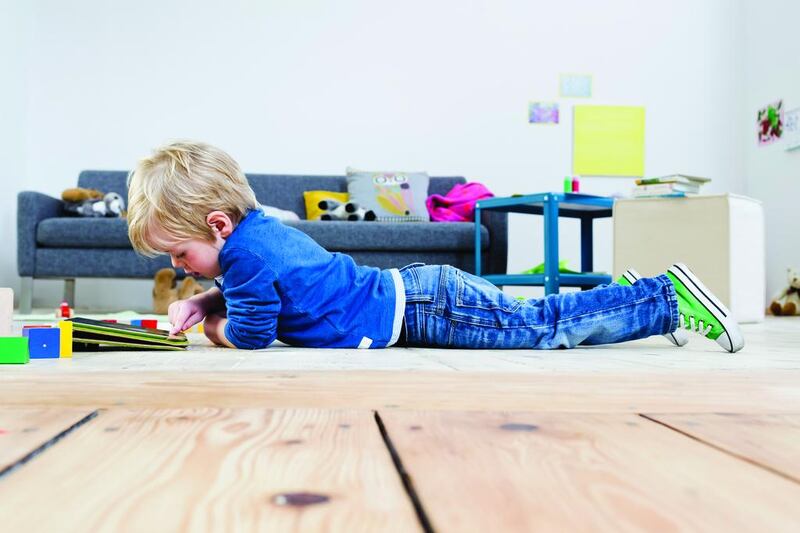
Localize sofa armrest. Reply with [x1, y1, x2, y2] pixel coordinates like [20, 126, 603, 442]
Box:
[480, 210, 508, 275]
[18, 191, 65, 276]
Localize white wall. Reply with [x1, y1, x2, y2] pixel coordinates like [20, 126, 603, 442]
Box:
[0, 2, 33, 304]
[742, 0, 800, 302]
[7, 0, 746, 310]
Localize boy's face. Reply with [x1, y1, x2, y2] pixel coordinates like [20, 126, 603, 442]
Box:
[150, 211, 234, 279]
[165, 237, 224, 279]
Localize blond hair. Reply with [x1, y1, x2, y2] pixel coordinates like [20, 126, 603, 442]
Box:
[127, 140, 258, 257]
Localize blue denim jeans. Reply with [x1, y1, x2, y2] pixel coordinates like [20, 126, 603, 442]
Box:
[399, 264, 679, 349]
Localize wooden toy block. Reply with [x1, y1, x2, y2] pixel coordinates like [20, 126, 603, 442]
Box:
[58, 320, 73, 358]
[55, 301, 73, 319]
[0, 337, 29, 364]
[130, 319, 143, 327]
[141, 319, 158, 329]
[0, 288, 12, 337]
[182, 323, 204, 334]
[23, 327, 60, 358]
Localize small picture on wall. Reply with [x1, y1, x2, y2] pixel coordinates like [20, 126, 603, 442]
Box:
[528, 102, 559, 124]
[784, 107, 800, 151]
[559, 74, 592, 98]
[757, 99, 783, 145]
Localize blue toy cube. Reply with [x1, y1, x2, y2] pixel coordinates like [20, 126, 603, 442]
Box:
[130, 319, 143, 327]
[23, 327, 61, 359]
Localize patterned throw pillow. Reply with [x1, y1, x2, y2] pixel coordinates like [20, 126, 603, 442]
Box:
[345, 167, 430, 222]
[303, 190, 349, 220]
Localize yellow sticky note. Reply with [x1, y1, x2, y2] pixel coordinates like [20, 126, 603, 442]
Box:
[573, 105, 645, 177]
[58, 320, 73, 358]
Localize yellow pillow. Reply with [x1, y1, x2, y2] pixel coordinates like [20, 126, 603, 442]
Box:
[303, 190, 349, 220]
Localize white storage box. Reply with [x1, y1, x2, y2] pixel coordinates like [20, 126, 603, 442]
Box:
[613, 194, 765, 323]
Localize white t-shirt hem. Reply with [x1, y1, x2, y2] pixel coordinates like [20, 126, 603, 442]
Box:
[388, 268, 406, 346]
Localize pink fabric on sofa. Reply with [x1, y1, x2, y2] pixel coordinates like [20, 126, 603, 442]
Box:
[425, 182, 494, 222]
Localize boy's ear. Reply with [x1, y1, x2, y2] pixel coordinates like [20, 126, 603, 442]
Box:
[206, 211, 234, 238]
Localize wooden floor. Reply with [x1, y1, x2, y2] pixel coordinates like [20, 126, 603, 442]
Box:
[1, 317, 799, 532]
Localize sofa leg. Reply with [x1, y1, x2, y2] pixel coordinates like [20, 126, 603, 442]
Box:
[63, 278, 76, 308]
[19, 277, 33, 314]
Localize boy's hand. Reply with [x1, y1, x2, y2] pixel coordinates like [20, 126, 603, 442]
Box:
[168, 297, 207, 335]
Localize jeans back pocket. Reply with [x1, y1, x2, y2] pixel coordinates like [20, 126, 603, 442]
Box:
[401, 263, 435, 304]
[455, 269, 521, 313]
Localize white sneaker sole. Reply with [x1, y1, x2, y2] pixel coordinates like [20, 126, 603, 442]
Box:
[623, 269, 689, 347]
[668, 263, 744, 353]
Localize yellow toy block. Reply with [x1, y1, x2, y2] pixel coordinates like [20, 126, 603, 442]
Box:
[182, 323, 204, 334]
[58, 320, 73, 358]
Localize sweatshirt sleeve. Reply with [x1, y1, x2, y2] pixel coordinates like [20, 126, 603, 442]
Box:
[219, 247, 281, 350]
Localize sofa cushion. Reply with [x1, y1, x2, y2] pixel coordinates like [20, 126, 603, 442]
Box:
[346, 168, 431, 222]
[77, 171, 468, 217]
[303, 190, 349, 220]
[37, 217, 489, 252]
[285, 221, 489, 251]
[37, 218, 131, 248]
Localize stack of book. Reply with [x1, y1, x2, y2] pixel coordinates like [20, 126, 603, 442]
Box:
[68, 317, 188, 351]
[631, 174, 710, 198]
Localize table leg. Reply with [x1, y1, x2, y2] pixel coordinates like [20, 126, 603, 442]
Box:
[580, 215, 593, 273]
[543, 195, 559, 295]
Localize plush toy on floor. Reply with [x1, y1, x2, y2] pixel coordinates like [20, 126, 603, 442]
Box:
[153, 268, 206, 314]
[318, 199, 376, 221]
[770, 268, 800, 316]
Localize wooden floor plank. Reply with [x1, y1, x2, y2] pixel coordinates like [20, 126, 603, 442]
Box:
[0, 408, 420, 533]
[0, 370, 797, 412]
[646, 413, 800, 482]
[379, 411, 800, 533]
[0, 408, 96, 473]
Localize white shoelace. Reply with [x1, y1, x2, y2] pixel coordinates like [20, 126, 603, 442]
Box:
[679, 314, 712, 336]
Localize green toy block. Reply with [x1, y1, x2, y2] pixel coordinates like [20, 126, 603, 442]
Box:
[0, 337, 30, 364]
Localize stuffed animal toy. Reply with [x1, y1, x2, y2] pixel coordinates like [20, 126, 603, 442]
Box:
[318, 199, 348, 221]
[318, 199, 376, 221]
[62, 187, 104, 203]
[344, 202, 377, 221]
[770, 268, 800, 316]
[63, 191, 126, 218]
[152, 268, 206, 315]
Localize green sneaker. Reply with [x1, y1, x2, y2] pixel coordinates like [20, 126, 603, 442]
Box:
[616, 269, 689, 347]
[666, 263, 744, 353]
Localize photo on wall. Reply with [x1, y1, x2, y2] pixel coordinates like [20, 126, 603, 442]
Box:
[559, 74, 592, 98]
[757, 99, 783, 145]
[528, 102, 560, 124]
[783, 107, 800, 151]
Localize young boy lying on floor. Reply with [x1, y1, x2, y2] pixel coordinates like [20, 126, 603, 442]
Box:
[126, 141, 743, 353]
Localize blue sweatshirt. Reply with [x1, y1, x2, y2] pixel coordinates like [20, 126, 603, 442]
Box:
[219, 209, 405, 349]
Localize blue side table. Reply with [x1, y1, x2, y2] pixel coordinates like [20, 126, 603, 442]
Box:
[474, 192, 615, 294]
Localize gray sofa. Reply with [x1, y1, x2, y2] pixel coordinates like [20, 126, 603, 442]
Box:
[17, 171, 508, 313]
